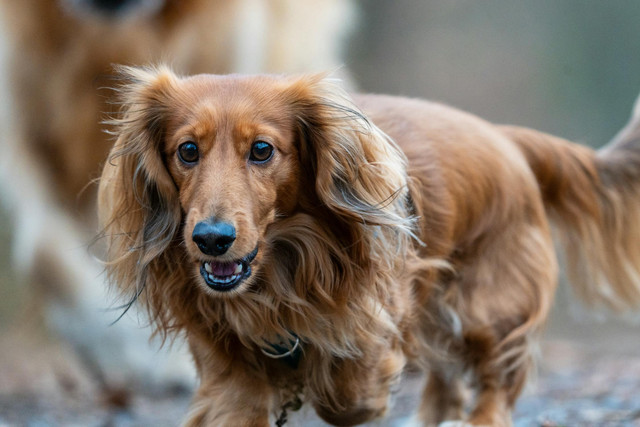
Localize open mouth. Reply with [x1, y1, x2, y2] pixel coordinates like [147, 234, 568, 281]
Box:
[199, 246, 258, 292]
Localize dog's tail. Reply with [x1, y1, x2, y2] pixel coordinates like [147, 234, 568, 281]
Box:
[499, 95, 640, 312]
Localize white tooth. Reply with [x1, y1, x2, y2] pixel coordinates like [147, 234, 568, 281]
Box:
[204, 263, 212, 273]
[233, 264, 243, 274]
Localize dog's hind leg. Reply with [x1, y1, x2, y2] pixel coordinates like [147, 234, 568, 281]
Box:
[422, 214, 556, 426]
[462, 334, 534, 427]
[460, 222, 556, 426]
[418, 368, 465, 426]
[466, 387, 513, 427]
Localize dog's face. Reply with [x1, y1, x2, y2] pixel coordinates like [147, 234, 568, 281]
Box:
[100, 66, 411, 301]
[161, 75, 303, 294]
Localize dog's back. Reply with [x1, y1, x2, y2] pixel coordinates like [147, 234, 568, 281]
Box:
[358, 92, 640, 312]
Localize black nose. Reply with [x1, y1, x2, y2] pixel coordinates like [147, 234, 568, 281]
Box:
[192, 220, 236, 256]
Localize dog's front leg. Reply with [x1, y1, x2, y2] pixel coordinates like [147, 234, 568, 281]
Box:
[183, 380, 272, 427]
[312, 346, 405, 426]
[183, 337, 273, 427]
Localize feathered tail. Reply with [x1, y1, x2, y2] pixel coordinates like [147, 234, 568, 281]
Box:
[499, 95, 640, 312]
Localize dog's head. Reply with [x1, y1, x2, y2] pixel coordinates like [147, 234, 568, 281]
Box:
[99, 66, 413, 307]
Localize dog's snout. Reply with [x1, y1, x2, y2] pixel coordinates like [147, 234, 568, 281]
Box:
[192, 220, 236, 256]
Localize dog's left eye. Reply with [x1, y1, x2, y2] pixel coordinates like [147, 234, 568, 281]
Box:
[178, 141, 199, 165]
[249, 141, 274, 163]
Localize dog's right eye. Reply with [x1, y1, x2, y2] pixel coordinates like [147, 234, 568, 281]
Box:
[178, 142, 199, 165]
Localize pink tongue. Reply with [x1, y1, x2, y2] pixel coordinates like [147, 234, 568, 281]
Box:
[211, 261, 240, 276]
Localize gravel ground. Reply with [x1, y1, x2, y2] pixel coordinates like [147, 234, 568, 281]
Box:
[1, 338, 638, 427]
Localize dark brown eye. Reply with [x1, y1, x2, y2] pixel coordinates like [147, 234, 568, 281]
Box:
[178, 141, 199, 165]
[249, 141, 274, 163]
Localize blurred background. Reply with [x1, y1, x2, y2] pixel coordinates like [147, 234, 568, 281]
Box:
[352, 1, 640, 146]
[1, 1, 639, 425]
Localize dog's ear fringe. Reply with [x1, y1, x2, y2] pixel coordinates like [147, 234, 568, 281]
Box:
[290, 75, 419, 245]
[98, 65, 183, 331]
[105, 65, 179, 129]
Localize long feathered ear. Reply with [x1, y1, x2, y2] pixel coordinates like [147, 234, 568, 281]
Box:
[98, 65, 182, 320]
[289, 75, 415, 242]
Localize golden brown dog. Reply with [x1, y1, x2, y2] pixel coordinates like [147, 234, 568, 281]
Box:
[99, 66, 640, 426]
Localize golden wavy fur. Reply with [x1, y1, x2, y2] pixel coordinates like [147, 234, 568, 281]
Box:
[99, 66, 640, 426]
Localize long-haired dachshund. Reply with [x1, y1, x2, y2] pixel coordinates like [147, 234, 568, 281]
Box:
[99, 66, 640, 426]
